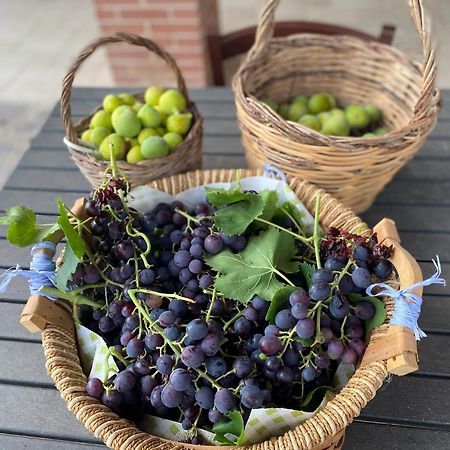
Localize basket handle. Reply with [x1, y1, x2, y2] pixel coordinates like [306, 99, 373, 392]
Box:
[360, 218, 422, 375]
[249, 0, 437, 116]
[61, 32, 190, 143]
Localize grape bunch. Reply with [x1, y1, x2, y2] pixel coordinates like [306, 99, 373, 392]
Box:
[71, 173, 394, 443]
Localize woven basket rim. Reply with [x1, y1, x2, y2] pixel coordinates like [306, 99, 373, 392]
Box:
[42, 169, 396, 450]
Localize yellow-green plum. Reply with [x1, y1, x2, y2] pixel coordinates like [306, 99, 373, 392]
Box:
[137, 105, 161, 128]
[141, 136, 170, 159]
[166, 113, 192, 136]
[345, 105, 370, 129]
[163, 132, 183, 150]
[321, 115, 350, 136]
[298, 114, 320, 131]
[80, 129, 92, 143]
[145, 86, 165, 106]
[90, 127, 111, 147]
[288, 102, 308, 122]
[126, 145, 145, 163]
[100, 134, 126, 160]
[138, 128, 158, 144]
[112, 109, 141, 138]
[158, 89, 187, 115]
[90, 110, 112, 130]
[308, 93, 334, 114]
[118, 93, 136, 106]
[103, 95, 124, 113]
[364, 104, 381, 123]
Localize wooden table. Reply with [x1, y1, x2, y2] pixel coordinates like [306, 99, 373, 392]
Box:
[0, 87, 449, 449]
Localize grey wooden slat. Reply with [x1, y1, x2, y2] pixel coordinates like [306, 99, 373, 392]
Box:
[0, 302, 41, 342]
[0, 385, 101, 442]
[0, 433, 105, 449]
[345, 422, 450, 449]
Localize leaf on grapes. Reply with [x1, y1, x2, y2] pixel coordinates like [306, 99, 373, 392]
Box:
[260, 189, 278, 221]
[213, 195, 265, 235]
[266, 286, 297, 323]
[54, 244, 80, 291]
[299, 262, 315, 288]
[348, 293, 386, 332]
[212, 410, 244, 445]
[273, 201, 309, 234]
[205, 228, 299, 304]
[57, 198, 87, 259]
[0, 205, 59, 247]
[206, 187, 250, 207]
[301, 386, 335, 412]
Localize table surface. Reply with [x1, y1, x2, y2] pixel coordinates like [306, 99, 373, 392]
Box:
[0, 87, 449, 450]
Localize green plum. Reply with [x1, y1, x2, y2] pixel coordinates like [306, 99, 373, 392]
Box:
[365, 104, 382, 123]
[100, 134, 126, 160]
[308, 92, 334, 114]
[288, 102, 308, 122]
[298, 114, 321, 131]
[126, 145, 145, 163]
[345, 105, 370, 129]
[90, 127, 111, 147]
[103, 95, 124, 113]
[138, 128, 158, 144]
[321, 115, 350, 136]
[145, 86, 165, 106]
[118, 93, 136, 106]
[166, 112, 192, 135]
[137, 105, 161, 128]
[90, 110, 112, 130]
[112, 109, 141, 138]
[141, 136, 170, 159]
[163, 132, 183, 150]
[158, 89, 187, 115]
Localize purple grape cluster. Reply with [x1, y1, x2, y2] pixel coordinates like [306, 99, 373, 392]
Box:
[76, 176, 394, 442]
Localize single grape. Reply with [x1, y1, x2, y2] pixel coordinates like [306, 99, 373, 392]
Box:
[83, 263, 101, 284]
[349, 338, 367, 356]
[179, 268, 193, 284]
[373, 259, 393, 279]
[188, 259, 203, 275]
[204, 234, 223, 254]
[291, 302, 308, 320]
[174, 250, 192, 268]
[302, 366, 318, 382]
[234, 317, 252, 337]
[102, 390, 123, 409]
[86, 378, 104, 398]
[355, 301, 375, 320]
[353, 245, 369, 262]
[182, 418, 192, 430]
[265, 355, 281, 372]
[145, 293, 162, 309]
[161, 383, 183, 408]
[191, 237, 204, 246]
[315, 354, 331, 369]
[195, 385, 215, 409]
[140, 375, 158, 395]
[214, 389, 235, 414]
[181, 346, 205, 368]
[158, 310, 177, 328]
[84, 200, 100, 217]
[120, 330, 133, 346]
[186, 319, 208, 340]
[208, 320, 225, 340]
[277, 366, 294, 384]
[329, 293, 350, 319]
[126, 338, 144, 358]
[119, 264, 133, 280]
[116, 242, 134, 261]
[200, 333, 221, 356]
[347, 324, 364, 339]
[240, 385, 263, 408]
[275, 309, 296, 330]
[233, 356, 253, 378]
[199, 274, 213, 289]
[320, 327, 334, 343]
[327, 339, 345, 360]
[283, 348, 300, 366]
[230, 235, 247, 251]
[169, 229, 184, 245]
[341, 347, 358, 364]
[189, 244, 203, 259]
[205, 356, 227, 377]
[219, 232, 236, 246]
[252, 295, 270, 312]
[351, 267, 371, 288]
[168, 299, 189, 318]
[98, 316, 115, 333]
[180, 238, 192, 251]
[264, 324, 280, 336]
[259, 335, 282, 356]
[208, 409, 224, 424]
[296, 318, 315, 339]
[309, 281, 331, 301]
[169, 368, 191, 391]
[114, 370, 136, 393]
[325, 256, 346, 271]
[243, 306, 259, 321]
[339, 275, 355, 294]
[156, 354, 175, 375]
[165, 326, 181, 342]
[134, 359, 151, 375]
[312, 268, 334, 283]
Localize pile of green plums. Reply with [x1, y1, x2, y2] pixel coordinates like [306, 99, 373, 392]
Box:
[261, 92, 387, 138]
[80, 87, 193, 163]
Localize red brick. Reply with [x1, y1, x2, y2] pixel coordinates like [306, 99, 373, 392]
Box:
[120, 9, 167, 19]
[151, 24, 200, 33]
[173, 9, 199, 18]
[96, 9, 116, 19]
[100, 24, 146, 34]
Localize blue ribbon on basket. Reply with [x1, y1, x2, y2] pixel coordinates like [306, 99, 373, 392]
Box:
[0, 241, 58, 299]
[263, 163, 288, 182]
[366, 256, 446, 341]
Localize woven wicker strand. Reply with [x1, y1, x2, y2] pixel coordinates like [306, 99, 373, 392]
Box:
[61, 32, 203, 188]
[37, 169, 410, 450]
[232, 0, 439, 213]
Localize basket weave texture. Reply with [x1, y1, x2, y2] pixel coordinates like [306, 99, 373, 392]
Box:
[42, 169, 397, 450]
[232, 0, 440, 213]
[61, 32, 203, 189]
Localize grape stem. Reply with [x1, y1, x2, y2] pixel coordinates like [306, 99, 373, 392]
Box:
[272, 267, 295, 286]
[223, 309, 243, 331]
[254, 217, 313, 245]
[313, 194, 322, 269]
[108, 346, 130, 367]
[280, 206, 307, 236]
[39, 286, 102, 309]
[135, 288, 195, 304]
[205, 286, 217, 322]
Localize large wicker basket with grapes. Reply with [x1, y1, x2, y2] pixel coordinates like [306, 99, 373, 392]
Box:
[11, 168, 428, 450]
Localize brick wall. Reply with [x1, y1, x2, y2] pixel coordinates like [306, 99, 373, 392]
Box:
[93, 0, 217, 87]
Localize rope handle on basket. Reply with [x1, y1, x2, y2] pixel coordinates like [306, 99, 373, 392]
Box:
[360, 218, 429, 375]
[16, 198, 87, 333]
[61, 32, 190, 143]
[248, 0, 437, 118]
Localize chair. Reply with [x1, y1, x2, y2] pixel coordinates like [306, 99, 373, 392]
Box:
[206, 22, 396, 86]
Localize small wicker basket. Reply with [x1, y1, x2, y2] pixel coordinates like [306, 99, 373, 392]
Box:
[61, 32, 203, 188]
[21, 169, 422, 450]
[232, 0, 440, 213]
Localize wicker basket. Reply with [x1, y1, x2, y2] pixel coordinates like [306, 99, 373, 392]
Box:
[21, 169, 422, 450]
[232, 0, 440, 213]
[61, 32, 203, 188]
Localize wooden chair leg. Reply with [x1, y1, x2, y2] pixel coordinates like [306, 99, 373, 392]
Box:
[379, 25, 396, 45]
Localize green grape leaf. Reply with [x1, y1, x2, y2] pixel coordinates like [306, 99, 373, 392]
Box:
[301, 386, 335, 412]
[206, 187, 250, 207]
[0, 205, 59, 247]
[205, 228, 298, 305]
[54, 244, 80, 291]
[266, 286, 297, 323]
[213, 195, 265, 236]
[273, 201, 309, 235]
[212, 410, 245, 445]
[299, 262, 315, 288]
[348, 293, 386, 332]
[259, 189, 279, 221]
[57, 198, 87, 259]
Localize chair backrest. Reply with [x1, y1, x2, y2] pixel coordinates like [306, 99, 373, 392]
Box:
[206, 21, 396, 86]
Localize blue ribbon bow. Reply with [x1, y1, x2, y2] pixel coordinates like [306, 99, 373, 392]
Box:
[366, 256, 446, 341]
[263, 163, 288, 182]
[0, 242, 58, 299]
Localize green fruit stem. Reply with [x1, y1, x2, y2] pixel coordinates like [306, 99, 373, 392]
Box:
[108, 346, 130, 367]
[313, 194, 322, 269]
[40, 286, 102, 309]
[254, 217, 313, 245]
